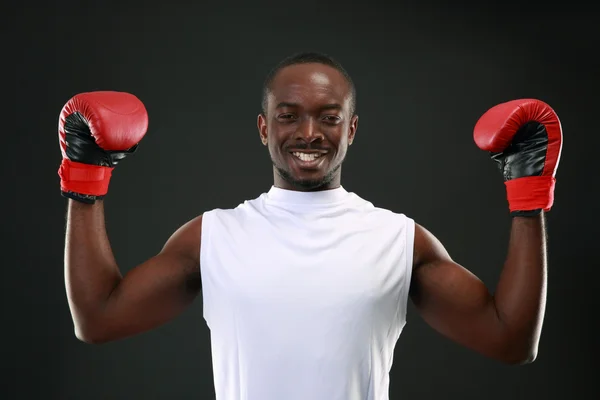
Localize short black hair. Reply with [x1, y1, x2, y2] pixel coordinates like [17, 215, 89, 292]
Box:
[261, 51, 357, 115]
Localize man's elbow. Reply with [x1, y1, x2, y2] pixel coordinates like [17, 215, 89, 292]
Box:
[75, 332, 108, 345]
[499, 342, 539, 365]
[73, 321, 112, 345]
[502, 351, 537, 365]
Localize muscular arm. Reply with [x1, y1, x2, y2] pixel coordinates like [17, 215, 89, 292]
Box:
[410, 215, 547, 364]
[65, 200, 203, 344]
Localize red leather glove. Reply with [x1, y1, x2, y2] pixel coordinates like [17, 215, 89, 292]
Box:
[58, 91, 148, 203]
[473, 99, 563, 216]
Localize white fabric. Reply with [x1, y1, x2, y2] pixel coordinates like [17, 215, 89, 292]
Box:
[200, 186, 415, 400]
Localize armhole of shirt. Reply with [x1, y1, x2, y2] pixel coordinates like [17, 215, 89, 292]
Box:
[200, 210, 215, 327]
[399, 215, 415, 323]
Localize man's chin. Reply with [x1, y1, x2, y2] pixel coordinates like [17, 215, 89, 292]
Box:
[275, 164, 339, 191]
[281, 171, 328, 190]
[288, 177, 330, 191]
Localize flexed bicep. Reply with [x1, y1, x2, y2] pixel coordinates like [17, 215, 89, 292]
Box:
[410, 224, 507, 361]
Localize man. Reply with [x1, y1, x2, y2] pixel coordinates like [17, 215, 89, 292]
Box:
[59, 52, 562, 400]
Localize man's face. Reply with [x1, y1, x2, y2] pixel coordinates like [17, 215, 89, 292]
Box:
[257, 63, 358, 191]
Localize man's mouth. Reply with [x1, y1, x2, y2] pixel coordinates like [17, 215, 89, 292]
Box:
[288, 150, 328, 169]
[291, 151, 324, 162]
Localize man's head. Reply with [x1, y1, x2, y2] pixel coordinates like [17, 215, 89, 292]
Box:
[257, 52, 358, 191]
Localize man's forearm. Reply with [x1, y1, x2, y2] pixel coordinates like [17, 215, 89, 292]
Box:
[65, 199, 122, 340]
[493, 213, 547, 362]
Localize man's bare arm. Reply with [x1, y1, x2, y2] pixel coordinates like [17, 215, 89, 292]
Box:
[410, 215, 547, 364]
[65, 199, 203, 344]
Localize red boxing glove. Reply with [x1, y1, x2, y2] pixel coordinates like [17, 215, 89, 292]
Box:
[473, 99, 563, 216]
[58, 91, 148, 203]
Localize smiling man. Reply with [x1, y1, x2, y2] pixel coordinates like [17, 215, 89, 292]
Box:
[60, 52, 562, 400]
[258, 58, 358, 191]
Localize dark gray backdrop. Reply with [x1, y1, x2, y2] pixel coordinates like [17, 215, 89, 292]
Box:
[6, 1, 598, 399]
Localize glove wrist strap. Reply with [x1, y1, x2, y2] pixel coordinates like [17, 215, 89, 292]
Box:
[58, 159, 114, 199]
[505, 176, 556, 213]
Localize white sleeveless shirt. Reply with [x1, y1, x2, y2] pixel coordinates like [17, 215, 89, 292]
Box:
[200, 186, 415, 400]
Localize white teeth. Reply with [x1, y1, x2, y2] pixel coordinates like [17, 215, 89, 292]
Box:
[292, 152, 322, 162]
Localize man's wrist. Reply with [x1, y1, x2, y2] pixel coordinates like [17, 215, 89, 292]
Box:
[510, 209, 543, 218]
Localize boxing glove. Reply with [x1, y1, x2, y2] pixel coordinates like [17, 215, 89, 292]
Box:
[473, 99, 563, 216]
[58, 91, 148, 203]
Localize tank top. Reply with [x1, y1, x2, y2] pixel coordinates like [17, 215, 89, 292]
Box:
[200, 185, 415, 400]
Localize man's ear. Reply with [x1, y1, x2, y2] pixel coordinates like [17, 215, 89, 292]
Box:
[257, 113, 268, 145]
[348, 114, 358, 145]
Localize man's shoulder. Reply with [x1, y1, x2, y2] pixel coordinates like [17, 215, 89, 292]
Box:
[347, 191, 412, 220]
[202, 191, 269, 220]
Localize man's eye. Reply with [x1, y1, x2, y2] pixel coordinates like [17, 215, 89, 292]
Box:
[322, 115, 341, 123]
[279, 114, 295, 119]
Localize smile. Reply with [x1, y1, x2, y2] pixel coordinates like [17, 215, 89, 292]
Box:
[291, 152, 324, 162]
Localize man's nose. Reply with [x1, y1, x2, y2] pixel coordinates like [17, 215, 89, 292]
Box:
[294, 117, 324, 143]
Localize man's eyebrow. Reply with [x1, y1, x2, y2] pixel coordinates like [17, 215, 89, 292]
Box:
[274, 102, 343, 110]
[320, 103, 342, 111]
[275, 102, 298, 109]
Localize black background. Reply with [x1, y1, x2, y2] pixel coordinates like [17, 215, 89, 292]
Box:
[6, 1, 599, 399]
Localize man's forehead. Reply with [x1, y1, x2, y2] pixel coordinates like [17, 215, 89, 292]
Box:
[269, 63, 351, 104]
